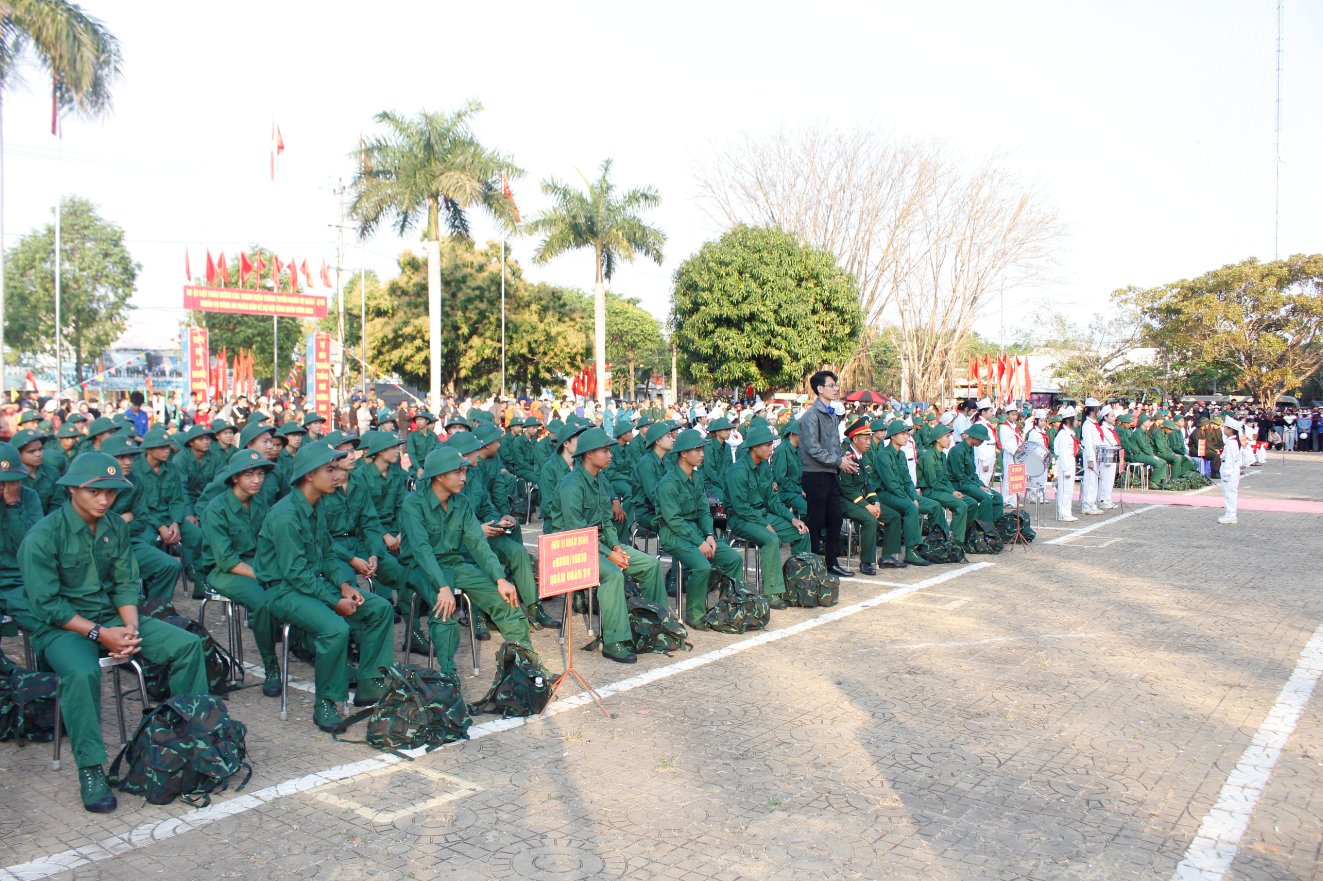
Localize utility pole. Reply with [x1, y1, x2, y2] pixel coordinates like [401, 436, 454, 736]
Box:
[334, 181, 347, 408]
[1274, 0, 1284, 260]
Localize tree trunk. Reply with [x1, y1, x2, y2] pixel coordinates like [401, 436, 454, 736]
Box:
[627, 360, 635, 402]
[0, 89, 6, 394]
[593, 245, 607, 409]
[427, 237, 442, 412]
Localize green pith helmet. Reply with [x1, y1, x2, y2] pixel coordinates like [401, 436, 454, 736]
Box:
[222, 449, 275, 484]
[421, 447, 469, 479]
[290, 441, 346, 482]
[55, 452, 132, 489]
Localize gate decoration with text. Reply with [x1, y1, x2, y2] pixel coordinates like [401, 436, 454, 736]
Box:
[306, 333, 333, 423]
[183, 285, 328, 318]
[185, 327, 208, 400]
[538, 528, 600, 599]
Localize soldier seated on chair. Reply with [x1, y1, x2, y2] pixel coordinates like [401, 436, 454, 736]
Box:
[19, 452, 208, 813]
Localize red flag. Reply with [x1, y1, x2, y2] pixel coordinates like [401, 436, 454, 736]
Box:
[300, 258, 312, 286]
[995, 356, 1005, 403]
[219, 346, 228, 398]
[218, 252, 229, 287]
[1023, 358, 1032, 401]
[972, 356, 982, 398]
[205, 250, 216, 286]
[240, 252, 254, 287]
[271, 117, 285, 181]
[24, 369, 36, 391]
[273, 256, 284, 291]
[319, 260, 331, 287]
[145, 376, 154, 395]
[289, 258, 299, 290]
[501, 171, 521, 224]
[185, 248, 192, 282]
[233, 355, 240, 397]
[255, 253, 267, 277]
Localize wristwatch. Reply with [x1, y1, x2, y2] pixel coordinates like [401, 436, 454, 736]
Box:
[86, 625, 101, 642]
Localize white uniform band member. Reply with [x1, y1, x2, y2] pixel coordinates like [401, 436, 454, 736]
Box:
[1079, 398, 1104, 515]
[1219, 417, 1242, 524]
[1054, 408, 1079, 521]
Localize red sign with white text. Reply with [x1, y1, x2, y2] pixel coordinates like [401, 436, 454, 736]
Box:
[186, 327, 208, 400]
[184, 285, 328, 318]
[538, 528, 601, 599]
[311, 333, 332, 424]
[1005, 463, 1027, 495]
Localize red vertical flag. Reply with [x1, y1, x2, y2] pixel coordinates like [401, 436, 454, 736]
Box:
[240, 252, 253, 287]
[501, 171, 521, 224]
[184, 248, 192, 282]
[270, 117, 285, 181]
[255, 253, 267, 285]
[972, 356, 982, 398]
[218, 252, 229, 287]
[289, 258, 299, 291]
[995, 356, 1006, 403]
[319, 260, 331, 287]
[273, 256, 284, 291]
[300, 258, 312, 287]
[205, 250, 216, 286]
[1023, 358, 1032, 402]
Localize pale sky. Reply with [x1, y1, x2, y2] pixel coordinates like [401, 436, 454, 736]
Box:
[2, 0, 1319, 350]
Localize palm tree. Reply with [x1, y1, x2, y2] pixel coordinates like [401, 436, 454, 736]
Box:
[350, 100, 520, 407]
[526, 159, 665, 407]
[0, 0, 121, 382]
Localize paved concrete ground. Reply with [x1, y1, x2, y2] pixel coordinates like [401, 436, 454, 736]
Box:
[3, 453, 1322, 880]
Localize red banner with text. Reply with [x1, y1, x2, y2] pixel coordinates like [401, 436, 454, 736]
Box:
[538, 528, 601, 599]
[184, 284, 328, 318]
[186, 327, 209, 400]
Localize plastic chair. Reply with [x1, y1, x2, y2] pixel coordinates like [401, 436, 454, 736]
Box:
[49, 655, 151, 771]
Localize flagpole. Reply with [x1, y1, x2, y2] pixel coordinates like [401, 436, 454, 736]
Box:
[500, 235, 506, 399]
[54, 126, 62, 399]
[273, 315, 278, 403]
[360, 259, 367, 398]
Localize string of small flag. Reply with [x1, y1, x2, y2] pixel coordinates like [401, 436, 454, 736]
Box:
[184, 248, 332, 293]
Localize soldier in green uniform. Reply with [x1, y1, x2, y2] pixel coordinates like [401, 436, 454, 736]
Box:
[13, 428, 60, 514]
[210, 419, 237, 464]
[559, 428, 666, 663]
[916, 424, 972, 544]
[1126, 413, 1170, 487]
[175, 424, 220, 525]
[302, 411, 326, 442]
[1155, 419, 1193, 479]
[400, 446, 530, 679]
[46, 423, 79, 476]
[604, 420, 638, 534]
[199, 449, 284, 697]
[471, 423, 518, 530]
[444, 414, 472, 440]
[534, 418, 564, 472]
[724, 424, 810, 603]
[771, 418, 807, 519]
[275, 421, 306, 481]
[631, 421, 675, 534]
[946, 423, 1004, 522]
[318, 431, 407, 610]
[406, 411, 441, 479]
[699, 417, 735, 506]
[77, 416, 118, 456]
[100, 437, 182, 602]
[626, 417, 654, 470]
[838, 419, 902, 574]
[876, 420, 939, 567]
[539, 423, 587, 535]
[20, 452, 208, 812]
[255, 442, 394, 731]
[136, 428, 206, 594]
[659, 429, 744, 628]
[0, 442, 44, 666]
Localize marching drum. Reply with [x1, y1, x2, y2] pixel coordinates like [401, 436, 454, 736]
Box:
[1012, 441, 1052, 478]
[1097, 445, 1122, 464]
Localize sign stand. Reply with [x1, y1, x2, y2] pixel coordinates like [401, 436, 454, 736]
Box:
[542, 594, 609, 718]
[538, 526, 608, 718]
[1003, 463, 1036, 555]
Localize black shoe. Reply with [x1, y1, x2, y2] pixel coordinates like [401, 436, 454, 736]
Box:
[602, 642, 637, 663]
[827, 564, 854, 578]
[261, 660, 283, 698]
[859, 562, 876, 576]
[769, 600, 789, 610]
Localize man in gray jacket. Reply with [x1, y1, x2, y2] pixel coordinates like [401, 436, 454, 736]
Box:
[798, 370, 856, 577]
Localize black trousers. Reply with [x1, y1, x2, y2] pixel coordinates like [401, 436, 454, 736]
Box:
[802, 471, 843, 567]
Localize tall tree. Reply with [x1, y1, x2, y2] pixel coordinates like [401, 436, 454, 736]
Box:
[1120, 254, 1323, 404]
[5, 195, 136, 385]
[187, 247, 308, 391]
[366, 245, 590, 396]
[349, 101, 521, 410]
[671, 225, 861, 395]
[525, 158, 665, 407]
[604, 292, 664, 402]
[0, 0, 122, 372]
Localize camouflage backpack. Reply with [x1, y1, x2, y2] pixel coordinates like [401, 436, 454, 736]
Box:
[0, 666, 59, 744]
[334, 663, 471, 754]
[964, 518, 1004, 555]
[108, 693, 251, 807]
[919, 520, 968, 564]
[782, 553, 840, 608]
[622, 582, 691, 653]
[700, 575, 770, 634]
[995, 510, 1036, 543]
[140, 615, 241, 699]
[468, 643, 554, 718]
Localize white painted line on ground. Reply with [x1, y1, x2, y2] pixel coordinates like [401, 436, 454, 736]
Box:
[0, 561, 992, 881]
[1171, 619, 1323, 881]
[1043, 506, 1158, 545]
[886, 632, 1106, 650]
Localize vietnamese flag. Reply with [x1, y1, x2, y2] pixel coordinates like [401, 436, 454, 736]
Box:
[184, 248, 192, 282]
[255, 253, 267, 284]
[300, 258, 312, 287]
[240, 252, 254, 287]
[273, 256, 284, 291]
[289, 258, 299, 291]
[205, 250, 216, 286]
[218, 252, 229, 287]
[319, 260, 331, 287]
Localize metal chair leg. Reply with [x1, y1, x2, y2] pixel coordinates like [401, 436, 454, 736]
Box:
[280, 622, 291, 721]
[51, 680, 62, 770]
[675, 559, 684, 622]
[453, 589, 479, 676]
[111, 665, 127, 743]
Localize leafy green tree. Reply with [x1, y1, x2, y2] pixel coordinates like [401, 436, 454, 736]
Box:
[367, 244, 589, 396]
[5, 195, 136, 383]
[525, 158, 665, 405]
[350, 101, 521, 409]
[604, 292, 664, 401]
[0, 0, 122, 363]
[671, 225, 862, 394]
[187, 247, 307, 389]
[1119, 255, 1323, 403]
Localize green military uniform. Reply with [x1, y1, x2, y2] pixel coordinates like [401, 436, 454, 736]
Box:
[12, 429, 61, 515]
[724, 425, 810, 599]
[560, 429, 667, 657]
[354, 434, 407, 536]
[302, 411, 326, 443]
[46, 424, 80, 476]
[199, 450, 282, 689]
[255, 443, 394, 725]
[770, 420, 807, 517]
[174, 425, 221, 521]
[916, 426, 972, 543]
[630, 422, 674, 532]
[1125, 417, 1170, 485]
[700, 417, 734, 505]
[947, 425, 1004, 522]
[0, 443, 44, 649]
[1154, 420, 1192, 479]
[135, 430, 206, 592]
[474, 426, 519, 534]
[196, 423, 293, 512]
[534, 419, 564, 472]
[877, 423, 943, 563]
[406, 415, 441, 478]
[837, 423, 901, 566]
[658, 430, 743, 624]
[319, 446, 407, 603]
[19, 454, 207, 780]
[100, 438, 182, 602]
[538, 424, 587, 534]
[275, 421, 307, 483]
[604, 422, 638, 535]
[626, 418, 654, 471]
[401, 447, 531, 679]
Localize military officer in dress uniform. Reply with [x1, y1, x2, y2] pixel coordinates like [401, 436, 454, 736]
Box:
[255, 442, 395, 732]
[724, 424, 810, 601]
[559, 428, 667, 663]
[20, 452, 207, 812]
[199, 449, 284, 697]
[838, 418, 902, 574]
